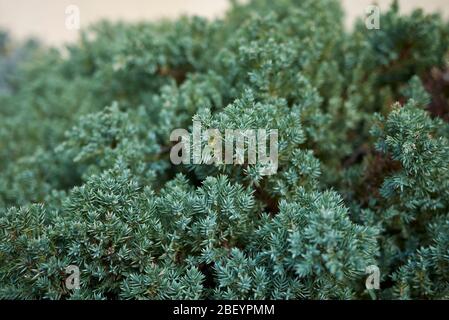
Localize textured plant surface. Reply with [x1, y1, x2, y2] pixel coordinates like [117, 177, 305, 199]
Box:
[0, 0, 448, 300]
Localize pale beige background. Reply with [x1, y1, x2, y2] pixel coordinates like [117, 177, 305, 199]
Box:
[0, 0, 448, 46]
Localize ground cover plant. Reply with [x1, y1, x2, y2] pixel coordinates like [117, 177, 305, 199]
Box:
[0, 0, 448, 300]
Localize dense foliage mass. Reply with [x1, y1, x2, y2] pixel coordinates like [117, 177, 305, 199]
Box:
[0, 0, 448, 299]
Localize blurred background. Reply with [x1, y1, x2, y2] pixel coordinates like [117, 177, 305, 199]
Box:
[0, 0, 448, 46]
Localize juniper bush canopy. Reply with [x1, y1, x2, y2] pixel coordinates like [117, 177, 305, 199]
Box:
[0, 0, 448, 299]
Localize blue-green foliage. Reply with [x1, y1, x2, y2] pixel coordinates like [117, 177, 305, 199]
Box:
[0, 0, 448, 299]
